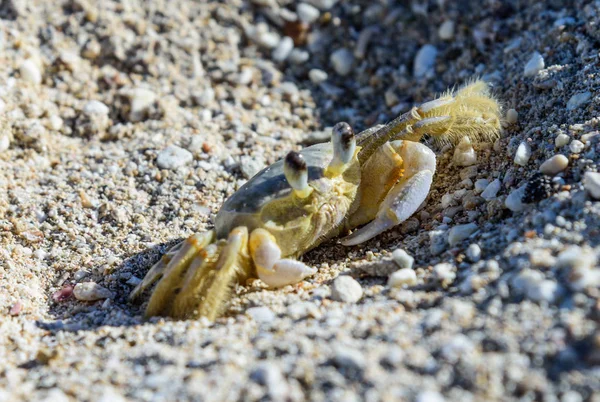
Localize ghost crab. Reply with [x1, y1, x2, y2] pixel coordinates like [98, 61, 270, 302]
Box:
[130, 80, 501, 320]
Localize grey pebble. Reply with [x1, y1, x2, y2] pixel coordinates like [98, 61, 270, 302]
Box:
[156, 145, 193, 170]
[331, 276, 363, 303]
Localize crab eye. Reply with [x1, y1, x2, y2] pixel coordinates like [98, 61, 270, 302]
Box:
[284, 151, 313, 198]
[328, 122, 356, 176]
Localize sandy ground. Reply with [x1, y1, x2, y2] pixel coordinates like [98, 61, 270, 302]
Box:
[1, 0, 599, 401]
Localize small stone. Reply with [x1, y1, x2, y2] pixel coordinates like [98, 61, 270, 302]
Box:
[287, 301, 321, 320]
[388, 268, 417, 288]
[19, 59, 42, 84]
[523, 51, 544, 77]
[331, 276, 363, 303]
[506, 108, 519, 124]
[555, 133, 570, 147]
[514, 142, 532, 166]
[392, 248, 414, 269]
[250, 363, 289, 399]
[448, 223, 478, 247]
[433, 262, 456, 285]
[438, 20, 455, 40]
[156, 145, 193, 170]
[246, 306, 276, 323]
[566, 91, 591, 111]
[583, 172, 600, 199]
[297, 3, 320, 23]
[83, 100, 110, 116]
[569, 140, 584, 154]
[330, 48, 354, 76]
[466, 244, 481, 262]
[306, 0, 338, 10]
[474, 179, 489, 194]
[239, 155, 265, 179]
[416, 390, 445, 402]
[0, 133, 9, 152]
[272, 36, 294, 62]
[505, 185, 528, 211]
[481, 179, 501, 200]
[73, 282, 113, 301]
[288, 49, 310, 64]
[48, 115, 63, 131]
[126, 276, 142, 287]
[429, 230, 448, 256]
[128, 88, 157, 122]
[453, 137, 477, 166]
[413, 44, 437, 78]
[539, 154, 568, 175]
[308, 68, 328, 84]
[333, 347, 365, 373]
[528, 279, 561, 303]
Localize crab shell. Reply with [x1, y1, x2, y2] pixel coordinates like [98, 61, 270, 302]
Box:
[215, 142, 362, 257]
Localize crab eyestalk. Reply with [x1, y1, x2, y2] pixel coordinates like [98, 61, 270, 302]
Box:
[284, 151, 313, 198]
[327, 122, 356, 176]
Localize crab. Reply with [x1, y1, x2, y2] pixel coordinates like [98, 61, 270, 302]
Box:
[130, 80, 501, 320]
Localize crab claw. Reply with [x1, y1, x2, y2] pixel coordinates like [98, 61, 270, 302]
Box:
[327, 122, 356, 176]
[341, 140, 435, 246]
[249, 228, 317, 288]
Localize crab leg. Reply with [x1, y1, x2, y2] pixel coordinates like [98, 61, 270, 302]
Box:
[341, 140, 436, 246]
[249, 228, 317, 288]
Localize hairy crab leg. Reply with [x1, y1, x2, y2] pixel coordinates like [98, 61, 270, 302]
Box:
[341, 141, 436, 246]
[143, 231, 215, 317]
[358, 80, 501, 164]
[249, 228, 317, 288]
[129, 240, 186, 302]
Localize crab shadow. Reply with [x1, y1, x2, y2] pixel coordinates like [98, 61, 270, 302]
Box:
[38, 239, 184, 333]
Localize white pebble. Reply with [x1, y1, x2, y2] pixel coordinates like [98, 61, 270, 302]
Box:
[566, 91, 591, 111]
[272, 36, 294, 62]
[73, 282, 113, 301]
[0, 134, 9, 152]
[246, 306, 275, 323]
[569, 140, 584, 154]
[474, 179, 489, 194]
[555, 133, 570, 147]
[453, 136, 477, 167]
[308, 69, 328, 84]
[330, 48, 354, 76]
[539, 154, 568, 175]
[523, 51, 544, 77]
[331, 276, 363, 303]
[388, 268, 417, 288]
[583, 172, 600, 200]
[156, 145, 193, 170]
[506, 108, 519, 124]
[19, 59, 42, 84]
[505, 185, 528, 211]
[297, 3, 320, 23]
[392, 248, 414, 269]
[413, 44, 437, 78]
[288, 49, 310, 64]
[83, 100, 109, 116]
[438, 20, 455, 40]
[448, 223, 478, 247]
[48, 115, 63, 131]
[528, 279, 561, 303]
[128, 88, 157, 122]
[466, 244, 481, 262]
[306, 0, 338, 10]
[481, 179, 501, 200]
[416, 390, 445, 402]
[433, 263, 456, 285]
[514, 141, 532, 166]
